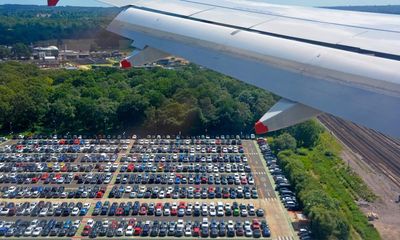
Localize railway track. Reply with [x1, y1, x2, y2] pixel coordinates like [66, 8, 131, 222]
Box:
[318, 114, 400, 189]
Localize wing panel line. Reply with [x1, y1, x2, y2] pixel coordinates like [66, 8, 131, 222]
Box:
[129, 5, 400, 61]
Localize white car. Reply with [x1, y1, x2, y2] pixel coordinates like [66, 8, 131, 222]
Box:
[71, 207, 79, 216]
[245, 229, 253, 237]
[86, 219, 94, 227]
[73, 220, 81, 228]
[102, 220, 109, 228]
[177, 219, 184, 229]
[241, 209, 248, 217]
[217, 208, 224, 216]
[125, 226, 134, 236]
[125, 186, 132, 193]
[0, 208, 9, 216]
[163, 209, 171, 216]
[24, 227, 33, 236]
[185, 228, 192, 236]
[32, 227, 42, 237]
[209, 208, 216, 217]
[39, 208, 48, 217]
[83, 203, 91, 209]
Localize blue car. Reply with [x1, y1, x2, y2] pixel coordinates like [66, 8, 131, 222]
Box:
[0, 227, 8, 236]
[175, 178, 181, 184]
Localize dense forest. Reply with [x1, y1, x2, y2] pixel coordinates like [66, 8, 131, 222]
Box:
[0, 61, 278, 135]
[0, 5, 121, 46]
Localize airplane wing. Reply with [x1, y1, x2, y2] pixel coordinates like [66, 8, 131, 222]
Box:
[50, 0, 400, 137]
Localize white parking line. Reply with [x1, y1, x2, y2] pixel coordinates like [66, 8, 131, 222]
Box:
[276, 236, 294, 240]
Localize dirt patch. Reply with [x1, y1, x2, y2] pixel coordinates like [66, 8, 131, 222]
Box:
[340, 146, 400, 239]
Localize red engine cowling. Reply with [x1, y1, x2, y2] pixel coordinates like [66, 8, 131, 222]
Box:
[120, 59, 132, 69]
[48, 0, 59, 6]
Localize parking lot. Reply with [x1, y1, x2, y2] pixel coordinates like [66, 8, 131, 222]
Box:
[0, 136, 297, 239]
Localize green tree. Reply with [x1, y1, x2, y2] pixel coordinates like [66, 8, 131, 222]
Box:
[0, 45, 11, 59]
[288, 120, 323, 148]
[11, 43, 31, 59]
[271, 133, 297, 152]
[309, 206, 350, 239]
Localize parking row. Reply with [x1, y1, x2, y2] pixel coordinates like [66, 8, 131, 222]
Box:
[131, 145, 244, 154]
[0, 153, 119, 163]
[0, 201, 91, 217]
[135, 138, 243, 146]
[120, 162, 252, 173]
[116, 173, 254, 185]
[2, 144, 126, 154]
[82, 218, 270, 238]
[1, 186, 106, 199]
[109, 185, 259, 199]
[0, 172, 255, 186]
[258, 139, 300, 211]
[0, 173, 111, 185]
[0, 162, 251, 174]
[121, 153, 248, 163]
[92, 201, 265, 218]
[16, 139, 131, 145]
[0, 162, 118, 173]
[0, 219, 80, 237]
[0, 154, 79, 163]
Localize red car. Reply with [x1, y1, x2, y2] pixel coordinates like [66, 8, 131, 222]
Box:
[193, 227, 200, 237]
[96, 192, 104, 198]
[252, 219, 261, 230]
[171, 208, 177, 216]
[81, 226, 91, 236]
[134, 227, 142, 236]
[178, 202, 186, 209]
[127, 164, 134, 172]
[156, 203, 163, 209]
[201, 177, 207, 184]
[116, 208, 124, 216]
[139, 206, 147, 215]
[41, 173, 49, 180]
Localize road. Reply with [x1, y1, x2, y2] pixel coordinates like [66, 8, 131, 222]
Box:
[243, 142, 275, 199]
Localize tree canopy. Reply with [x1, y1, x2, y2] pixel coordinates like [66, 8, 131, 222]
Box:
[0, 5, 120, 45]
[0, 62, 276, 135]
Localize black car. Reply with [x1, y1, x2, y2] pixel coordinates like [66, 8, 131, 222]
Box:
[150, 228, 158, 237]
[159, 227, 167, 237]
[201, 227, 209, 238]
[210, 228, 218, 238]
[253, 229, 261, 238]
[227, 229, 235, 237]
[262, 228, 271, 237]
